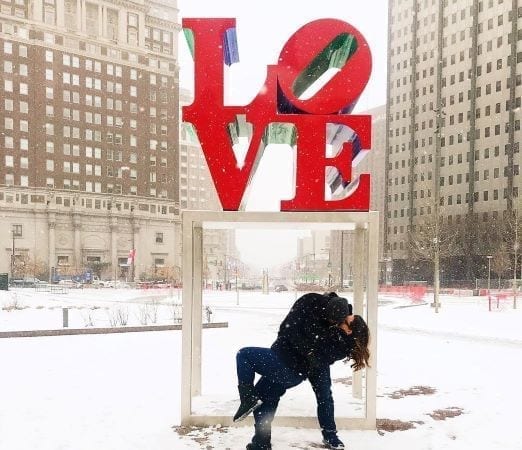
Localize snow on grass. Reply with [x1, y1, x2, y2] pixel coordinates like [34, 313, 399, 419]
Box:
[1, 289, 522, 449]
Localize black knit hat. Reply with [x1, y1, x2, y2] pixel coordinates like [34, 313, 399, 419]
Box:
[324, 293, 353, 323]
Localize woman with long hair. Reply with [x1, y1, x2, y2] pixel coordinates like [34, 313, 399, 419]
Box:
[234, 292, 370, 450]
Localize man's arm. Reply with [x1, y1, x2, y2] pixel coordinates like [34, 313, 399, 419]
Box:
[277, 294, 327, 356]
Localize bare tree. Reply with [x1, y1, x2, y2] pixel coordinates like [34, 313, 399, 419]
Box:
[491, 245, 511, 288]
[409, 208, 464, 311]
[409, 216, 462, 264]
[155, 265, 181, 284]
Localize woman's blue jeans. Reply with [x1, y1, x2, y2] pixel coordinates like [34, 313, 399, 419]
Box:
[236, 347, 337, 446]
[236, 347, 305, 447]
[236, 347, 305, 389]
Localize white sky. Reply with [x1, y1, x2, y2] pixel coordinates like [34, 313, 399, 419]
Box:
[178, 0, 389, 270]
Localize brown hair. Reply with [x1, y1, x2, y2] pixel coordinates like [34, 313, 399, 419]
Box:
[348, 315, 370, 371]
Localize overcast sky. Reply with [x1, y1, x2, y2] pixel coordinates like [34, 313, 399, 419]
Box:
[177, 0, 389, 270]
[178, 0, 388, 110]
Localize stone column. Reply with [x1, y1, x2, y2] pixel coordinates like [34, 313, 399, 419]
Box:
[56, 0, 64, 27]
[76, 0, 81, 30]
[118, 9, 127, 44]
[138, 12, 146, 47]
[32, 0, 43, 22]
[102, 5, 107, 38]
[48, 213, 56, 280]
[174, 222, 182, 271]
[73, 214, 82, 272]
[132, 220, 140, 282]
[110, 216, 118, 280]
[98, 4, 103, 37]
[80, 0, 86, 32]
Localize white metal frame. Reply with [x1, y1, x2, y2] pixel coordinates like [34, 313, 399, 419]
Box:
[181, 210, 378, 430]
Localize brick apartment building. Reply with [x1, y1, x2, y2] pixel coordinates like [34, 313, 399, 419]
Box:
[0, 0, 181, 281]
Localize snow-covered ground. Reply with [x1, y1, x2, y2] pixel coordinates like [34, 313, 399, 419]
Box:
[1, 288, 522, 449]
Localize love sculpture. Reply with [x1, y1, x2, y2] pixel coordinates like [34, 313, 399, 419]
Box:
[182, 18, 372, 211]
[180, 18, 378, 432]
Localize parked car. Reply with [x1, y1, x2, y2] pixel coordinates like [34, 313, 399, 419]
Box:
[10, 277, 45, 288]
[104, 280, 131, 289]
[274, 284, 288, 292]
[58, 279, 82, 289]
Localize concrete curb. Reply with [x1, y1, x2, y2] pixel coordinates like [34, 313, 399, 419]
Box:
[0, 322, 228, 339]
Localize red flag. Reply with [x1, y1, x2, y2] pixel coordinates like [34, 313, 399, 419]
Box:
[127, 249, 136, 265]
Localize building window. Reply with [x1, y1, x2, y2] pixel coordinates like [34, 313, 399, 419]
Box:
[57, 256, 69, 266]
[12, 224, 23, 237]
[4, 79, 13, 92]
[107, 8, 119, 40]
[155, 232, 164, 244]
[43, 0, 56, 25]
[154, 258, 165, 267]
[127, 13, 139, 45]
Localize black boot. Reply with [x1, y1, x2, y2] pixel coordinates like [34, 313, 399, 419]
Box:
[322, 430, 345, 449]
[233, 383, 262, 422]
[246, 443, 272, 450]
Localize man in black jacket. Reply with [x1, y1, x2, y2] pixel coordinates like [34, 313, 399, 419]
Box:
[234, 292, 356, 450]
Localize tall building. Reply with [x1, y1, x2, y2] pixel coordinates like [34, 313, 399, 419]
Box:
[180, 88, 239, 288]
[329, 105, 387, 284]
[0, 0, 181, 281]
[296, 231, 331, 285]
[386, 0, 522, 283]
[179, 88, 220, 211]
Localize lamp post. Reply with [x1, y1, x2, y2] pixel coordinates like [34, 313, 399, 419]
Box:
[236, 265, 240, 304]
[433, 106, 445, 314]
[487, 255, 493, 312]
[327, 261, 332, 288]
[514, 208, 519, 309]
[340, 230, 345, 287]
[223, 254, 228, 290]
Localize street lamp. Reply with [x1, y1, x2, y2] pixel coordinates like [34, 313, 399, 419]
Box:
[487, 255, 493, 312]
[221, 254, 228, 290]
[487, 255, 492, 290]
[327, 261, 332, 288]
[340, 230, 345, 287]
[433, 106, 445, 314]
[514, 208, 519, 310]
[514, 240, 519, 310]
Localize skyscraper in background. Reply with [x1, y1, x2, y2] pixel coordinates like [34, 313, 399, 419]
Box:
[179, 88, 238, 288]
[386, 0, 521, 284]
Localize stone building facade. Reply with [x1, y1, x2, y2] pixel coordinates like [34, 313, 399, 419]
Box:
[0, 0, 181, 280]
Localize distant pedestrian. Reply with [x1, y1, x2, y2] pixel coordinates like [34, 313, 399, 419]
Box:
[233, 292, 370, 450]
[205, 305, 213, 323]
